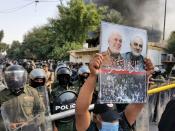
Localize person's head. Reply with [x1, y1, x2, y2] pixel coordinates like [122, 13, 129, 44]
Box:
[55, 65, 72, 88]
[42, 63, 49, 72]
[29, 68, 46, 88]
[130, 36, 143, 56]
[78, 65, 90, 84]
[108, 32, 122, 54]
[93, 104, 120, 131]
[4, 65, 27, 96]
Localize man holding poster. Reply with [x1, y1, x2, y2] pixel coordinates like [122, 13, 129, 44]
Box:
[75, 53, 154, 131]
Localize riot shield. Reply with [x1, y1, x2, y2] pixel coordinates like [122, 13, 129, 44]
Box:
[1, 98, 45, 131]
[35, 86, 52, 131]
[52, 91, 77, 124]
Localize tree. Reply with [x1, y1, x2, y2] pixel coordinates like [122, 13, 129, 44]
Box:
[163, 31, 175, 76]
[0, 30, 9, 55]
[6, 41, 21, 59]
[166, 31, 175, 55]
[21, 25, 52, 60]
[49, 0, 103, 45]
[49, 42, 82, 60]
[0, 30, 4, 42]
[101, 7, 127, 24]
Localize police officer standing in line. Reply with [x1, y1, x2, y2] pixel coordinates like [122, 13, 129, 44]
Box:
[29, 68, 49, 111]
[76, 65, 90, 92]
[0, 65, 45, 131]
[50, 64, 77, 131]
[29, 68, 53, 131]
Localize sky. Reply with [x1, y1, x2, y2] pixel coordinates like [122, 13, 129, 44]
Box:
[0, 0, 68, 44]
[0, 0, 175, 44]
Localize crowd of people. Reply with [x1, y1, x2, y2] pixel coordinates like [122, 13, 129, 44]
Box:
[0, 30, 173, 131]
[0, 59, 91, 131]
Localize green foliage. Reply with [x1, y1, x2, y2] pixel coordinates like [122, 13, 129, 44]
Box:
[49, 0, 103, 44]
[0, 30, 9, 55]
[166, 31, 175, 55]
[6, 41, 21, 59]
[0, 43, 9, 52]
[103, 9, 126, 24]
[164, 31, 175, 76]
[0, 30, 4, 42]
[6, 0, 126, 60]
[49, 42, 82, 60]
[21, 26, 52, 59]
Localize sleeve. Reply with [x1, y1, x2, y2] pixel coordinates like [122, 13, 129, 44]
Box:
[119, 112, 135, 131]
[86, 121, 98, 131]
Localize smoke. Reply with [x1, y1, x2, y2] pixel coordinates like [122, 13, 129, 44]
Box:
[87, 0, 166, 42]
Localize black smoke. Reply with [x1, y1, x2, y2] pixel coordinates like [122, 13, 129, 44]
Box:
[86, 0, 164, 42]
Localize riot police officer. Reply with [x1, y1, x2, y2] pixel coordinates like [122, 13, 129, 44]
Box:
[77, 65, 90, 90]
[29, 68, 53, 131]
[50, 64, 77, 131]
[29, 68, 50, 113]
[0, 65, 45, 131]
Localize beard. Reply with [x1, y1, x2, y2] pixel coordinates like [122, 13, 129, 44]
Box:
[131, 49, 141, 56]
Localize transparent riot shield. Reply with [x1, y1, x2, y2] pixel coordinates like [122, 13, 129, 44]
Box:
[1, 98, 46, 131]
[35, 86, 53, 131]
[0, 66, 6, 91]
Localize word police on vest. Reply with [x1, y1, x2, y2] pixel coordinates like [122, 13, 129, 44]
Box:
[55, 103, 76, 111]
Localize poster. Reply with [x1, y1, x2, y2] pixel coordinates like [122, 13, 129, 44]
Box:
[98, 21, 148, 103]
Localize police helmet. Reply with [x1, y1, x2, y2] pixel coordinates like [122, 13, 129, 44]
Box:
[29, 68, 46, 88]
[4, 65, 27, 95]
[55, 64, 72, 77]
[52, 91, 77, 123]
[78, 65, 90, 75]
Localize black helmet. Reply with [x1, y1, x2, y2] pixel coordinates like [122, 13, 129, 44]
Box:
[55, 64, 72, 88]
[29, 68, 46, 88]
[4, 65, 27, 96]
[55, 65, 72, 76]
[52, 91, 77, 124]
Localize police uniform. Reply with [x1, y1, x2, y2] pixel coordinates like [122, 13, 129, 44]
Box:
[0, 85, 45, 131]
[50, 82, 77, 131]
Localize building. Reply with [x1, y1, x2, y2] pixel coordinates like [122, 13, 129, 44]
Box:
[68, 47, 98, 63]
[69, 42, 174, 66]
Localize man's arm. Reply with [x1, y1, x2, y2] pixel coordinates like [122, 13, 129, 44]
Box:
[124, 58, 154, 125]
[75, 53, 103, 131]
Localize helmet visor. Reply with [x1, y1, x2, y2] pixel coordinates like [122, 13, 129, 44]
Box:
[5, 70, 27, 90]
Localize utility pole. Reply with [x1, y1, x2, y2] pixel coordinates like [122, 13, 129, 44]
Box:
[163, 0, 167, 40]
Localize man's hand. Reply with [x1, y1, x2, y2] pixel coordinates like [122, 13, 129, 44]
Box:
[89, 53, 103, 76]
[144, 58, 154, 77]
